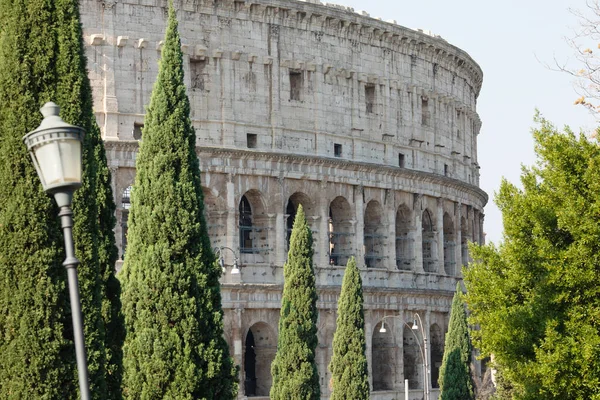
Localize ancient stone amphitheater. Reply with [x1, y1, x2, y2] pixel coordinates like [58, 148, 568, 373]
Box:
[80, 0, 487, 398]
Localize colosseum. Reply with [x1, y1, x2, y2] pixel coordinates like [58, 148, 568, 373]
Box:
[80, 0, 487, 398]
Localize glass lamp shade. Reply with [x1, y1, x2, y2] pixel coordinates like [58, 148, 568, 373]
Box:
[23, 102, 85, 194]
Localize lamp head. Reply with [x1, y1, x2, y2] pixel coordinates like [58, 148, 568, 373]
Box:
[412, 319, 418, 330]
[23, 102, 85, 202]
[231, 259, 240, 274]
[379, 322, 386, 333]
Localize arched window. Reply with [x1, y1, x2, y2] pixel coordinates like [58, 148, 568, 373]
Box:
[239, 195, 253, 253]
[395, 205, 413, 270]
[422, 210, 436, 272]
[430, 323, 444, 388]
[403, 325, 421, 389]
[364, 201, 384, 268]
[244, 323, 276, 397]
[328, 196, 354, 266]
[285, 192, 313, 251]
[373, 321, 395, 391]
[443, 213, 455, 276]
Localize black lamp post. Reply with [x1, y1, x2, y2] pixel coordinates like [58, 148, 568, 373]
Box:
[23, 102, 90, 400]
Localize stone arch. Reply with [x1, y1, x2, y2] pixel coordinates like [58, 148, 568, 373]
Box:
[364, 200, 385, 268]
[422, 209, 436, 272]
[461, 216, 470, 266]
[443, 213, 455, 275]
[403, 325, 422, 389]
[328, 196, 354, 266]
[430, 323, 444, 389]
[286, 192, 315, 250]
[395, 204, 412, 270]
[239, 190, 269, 263]
[244, 322, 276, 397]
[372, 321, 396, 391]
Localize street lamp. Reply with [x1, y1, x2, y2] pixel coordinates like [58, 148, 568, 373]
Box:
[23, 102, 90, 400]
[379, 312, 430, 400]
[214, 246, 240, 274]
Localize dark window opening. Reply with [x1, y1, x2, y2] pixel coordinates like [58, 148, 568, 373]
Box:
[286, 201, 297, 249]
[365, 85, 375, 114]
[444, 164, 449, 176]
[190, 59, 208, 90]
[239, 195, 253, 253]
[334, 143, 342, 158]
[244, 330, 257, 396]
[133, 123, 143, 140]
[247, 133, 257, 149]
[289, 70, 302, 101]
[398, 153, 405, 168]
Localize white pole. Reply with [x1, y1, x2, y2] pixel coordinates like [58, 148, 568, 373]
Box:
[405, 378, 409, 400]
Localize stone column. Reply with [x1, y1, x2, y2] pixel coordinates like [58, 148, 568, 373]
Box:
[413, 195, 424, 273]
[386, 201, 397, 270]
[455, 203, 463, 274]
[226, 177, 238, 259]
[233, 308, 243, 399]
[355, 186, 365, 267]
[436, 198, 445, 274]
[365, 312, 373, 390]
[319, 193, 330, 268]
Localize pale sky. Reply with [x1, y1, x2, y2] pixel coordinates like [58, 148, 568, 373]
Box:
[336, 0, 597, 244]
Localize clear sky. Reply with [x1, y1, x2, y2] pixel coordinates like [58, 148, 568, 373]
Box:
[335, 0, 597, 244]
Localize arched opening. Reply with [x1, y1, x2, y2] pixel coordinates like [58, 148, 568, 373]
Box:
[239, 195, 253, 253]
[403, 325, 422, 389]
[430, 323, 444, 388]
[244, 322, 276, 397]
[395, 205, 412, 270]
[373, 321, 395, 391]
[285, 192, 314, 251]
[443, 213, 455, 276]
[422, 209, 436, 272]
[239, 191, 269, 263]
[461, 216, 470, 266]
[364, 201, 385, 268]
[328, 196, 354, 266]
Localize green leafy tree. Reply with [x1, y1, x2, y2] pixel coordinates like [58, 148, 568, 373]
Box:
[270, 205, 320, 400]
[120, 3, 237, 398]
[55, 0, 124, 396]
[329, 257, 369, 400]
[0, 0, 122, 397]
[438, 283, 474, 400]
[464, 116, 600, 399]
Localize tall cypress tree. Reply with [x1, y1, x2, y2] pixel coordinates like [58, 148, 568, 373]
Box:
[329, 257, 369, 400]
[0, 0, 123, 396]
[120, 2, 237, 398]
[438, 283, 475, 400]
[54, 0, 124, 396]
[270, 205, 320, 400]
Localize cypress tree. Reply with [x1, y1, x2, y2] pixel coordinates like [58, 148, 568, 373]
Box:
[270, 205, 320, 400]
[120, 2, 237, 398]
[329, 257, 369, 400]
[438, 283, 475, 400]
[0, 0, 123, 396]
[0, 2, 71, 396]
[54, 0, 124, 396]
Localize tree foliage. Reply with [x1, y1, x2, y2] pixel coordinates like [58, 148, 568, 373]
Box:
[329, 257, 369, 400]
[0, 0, 122, 397]
[120, 3, 237, 398]
[439, 283, 474, 400]
[464, 117, 600, 399]
[270, 205, 320, 400]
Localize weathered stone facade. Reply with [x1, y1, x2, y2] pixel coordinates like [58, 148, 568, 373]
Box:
[80, 0, 486, 398]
